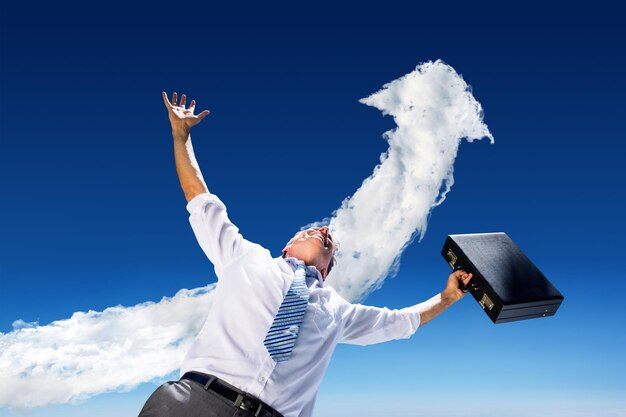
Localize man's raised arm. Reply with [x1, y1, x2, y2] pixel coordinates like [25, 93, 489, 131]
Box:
[162, 91, 210, 202]
[162, 91, 250, 270]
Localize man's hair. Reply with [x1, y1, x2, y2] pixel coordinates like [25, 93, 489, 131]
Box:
[282, 228, 339, 274]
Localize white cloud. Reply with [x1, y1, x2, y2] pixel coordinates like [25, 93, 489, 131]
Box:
[0, 60, 493, 409]
[327, 60, 493, 301]
[0, 285, 215, 409]
[11, 319, 39, 330]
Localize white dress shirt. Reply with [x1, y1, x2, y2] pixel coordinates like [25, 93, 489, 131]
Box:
[180, 192, 441, 417]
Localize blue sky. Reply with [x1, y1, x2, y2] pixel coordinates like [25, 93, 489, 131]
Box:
[1, 4, 625, 417]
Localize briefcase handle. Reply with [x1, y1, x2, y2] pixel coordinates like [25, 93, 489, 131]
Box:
[445, 247, 476, 293]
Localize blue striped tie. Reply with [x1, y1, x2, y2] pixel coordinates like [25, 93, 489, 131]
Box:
[264, 259, 311, 362]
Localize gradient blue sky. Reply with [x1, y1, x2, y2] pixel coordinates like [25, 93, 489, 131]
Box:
[1, 4, 625, 417]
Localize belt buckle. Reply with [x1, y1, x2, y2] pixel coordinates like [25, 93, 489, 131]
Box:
[234, 394, 263, 416]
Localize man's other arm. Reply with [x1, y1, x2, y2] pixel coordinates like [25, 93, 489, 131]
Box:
[418, 270, 472, 326]
[338, 270, 472, 345]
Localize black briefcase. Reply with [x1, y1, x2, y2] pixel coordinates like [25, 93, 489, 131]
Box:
[441, 232, 564, 324]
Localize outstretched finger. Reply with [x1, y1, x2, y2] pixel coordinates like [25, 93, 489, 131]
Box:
[180, 94, 187, 107]
[162, 91, 172, 108]
[197, 110, 210, 121]
[172, 92, 178, 106]
[189, 100, 196, 110]
[461, 273, 473, 286]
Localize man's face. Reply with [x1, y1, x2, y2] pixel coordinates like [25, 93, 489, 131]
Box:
[282, 226, 335, 280]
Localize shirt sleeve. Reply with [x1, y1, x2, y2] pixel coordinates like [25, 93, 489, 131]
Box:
[186, 192, 251, 271]
[337, 293, 442, 346]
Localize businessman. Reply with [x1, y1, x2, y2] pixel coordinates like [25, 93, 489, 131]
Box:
[138, 92, 473, 417]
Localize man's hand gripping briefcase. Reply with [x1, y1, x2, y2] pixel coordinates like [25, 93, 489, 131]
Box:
[441, 232, 564, 324]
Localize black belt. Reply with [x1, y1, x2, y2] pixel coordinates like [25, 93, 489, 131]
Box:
[181, 372, 283, 417]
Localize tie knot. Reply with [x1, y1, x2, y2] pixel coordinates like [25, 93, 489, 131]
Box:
[284, 257, 306, 271]
[284, 258, 322, 283]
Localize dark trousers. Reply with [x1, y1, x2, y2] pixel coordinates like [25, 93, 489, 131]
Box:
[138, 378, 251, 417]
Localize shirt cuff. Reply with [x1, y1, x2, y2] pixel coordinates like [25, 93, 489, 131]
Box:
[186, 192, 226, 214]
[407, 293, 442, 331]
[406, 308, 421, 332]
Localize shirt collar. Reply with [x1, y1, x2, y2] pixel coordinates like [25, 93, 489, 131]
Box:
[282, 257, 324, 288]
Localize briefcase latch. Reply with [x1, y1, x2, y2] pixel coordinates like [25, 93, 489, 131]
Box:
[479, 293, 494, 311]
[446, 248, 458, 269]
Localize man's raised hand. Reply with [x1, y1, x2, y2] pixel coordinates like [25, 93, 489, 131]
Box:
[162, 91, 210, 136]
